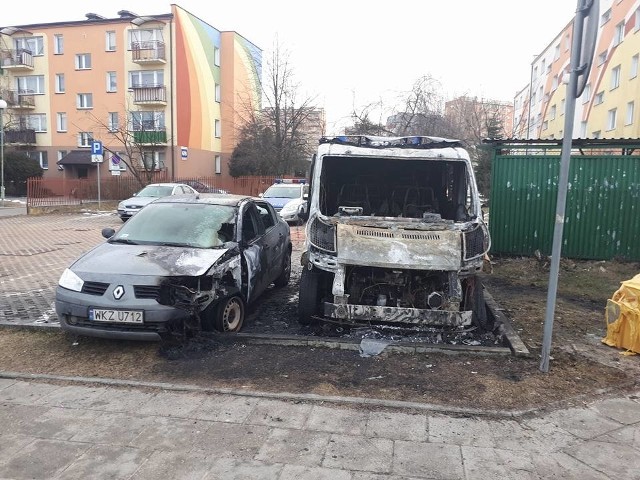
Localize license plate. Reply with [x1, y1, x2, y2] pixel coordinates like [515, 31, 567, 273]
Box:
[89, 308, 144, 324]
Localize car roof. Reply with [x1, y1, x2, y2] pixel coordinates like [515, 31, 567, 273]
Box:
[153, 193, 257, 207]
[143, 182, 191, 187]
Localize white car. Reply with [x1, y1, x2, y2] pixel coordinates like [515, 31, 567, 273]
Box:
[261, 180, 309, 224]
[117, 183, 197, 221]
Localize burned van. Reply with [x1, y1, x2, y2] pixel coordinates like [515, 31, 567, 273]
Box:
[298, 135, 491, 331]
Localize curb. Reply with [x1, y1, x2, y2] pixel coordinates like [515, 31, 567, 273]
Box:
[0, 370, 537, 419]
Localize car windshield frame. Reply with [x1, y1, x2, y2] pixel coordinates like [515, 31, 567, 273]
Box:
[110, 202, 237, 248]
[263, 185, 301, 199]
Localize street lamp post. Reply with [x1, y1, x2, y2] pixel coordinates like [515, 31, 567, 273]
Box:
[0, 98, 7, 208]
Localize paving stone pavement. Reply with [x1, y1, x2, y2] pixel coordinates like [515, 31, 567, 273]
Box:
[0, 376, 639, 479]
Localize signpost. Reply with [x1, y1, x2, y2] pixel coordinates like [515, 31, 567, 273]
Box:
[91, 141, 103, 209]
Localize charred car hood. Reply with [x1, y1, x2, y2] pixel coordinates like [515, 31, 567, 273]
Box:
[70, 243, 232, 277]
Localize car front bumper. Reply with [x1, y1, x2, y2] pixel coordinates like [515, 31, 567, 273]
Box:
[55, 286, 189, 341]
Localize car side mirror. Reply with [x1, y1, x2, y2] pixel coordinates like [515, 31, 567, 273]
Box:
[258, 193, 264, 197]
[102, 227, 116, 239]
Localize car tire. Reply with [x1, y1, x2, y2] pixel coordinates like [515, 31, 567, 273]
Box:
[298, 266, 320, 325]
[274, 250, 291, 287]
[468, 276, 492, 332]
[214, 295, 245, 333]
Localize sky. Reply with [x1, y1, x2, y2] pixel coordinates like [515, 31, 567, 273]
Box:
[2, 0, 580, 134]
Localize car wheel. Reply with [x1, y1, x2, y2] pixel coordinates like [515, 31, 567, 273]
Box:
[298, 266, 320, 325]
[467, 276, 492, 332]
[274, 250, 291, 287]
[214, 295, 245, 332]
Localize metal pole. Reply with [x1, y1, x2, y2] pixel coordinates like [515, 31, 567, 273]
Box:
[97, 161, 101, 210]
[0, 99, 5, 208]
[540, 0, 587, 372]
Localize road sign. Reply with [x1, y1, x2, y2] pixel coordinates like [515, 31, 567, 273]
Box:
[91, 141, 103, 155]
[91, 154, 103, 163]
[181, 146, 188, 159]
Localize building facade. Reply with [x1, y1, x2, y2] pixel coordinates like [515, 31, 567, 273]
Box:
[0, 5, 261, 181]
[514, 0, 640, 140]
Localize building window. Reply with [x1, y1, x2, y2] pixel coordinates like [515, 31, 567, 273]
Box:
[75, 53, 92, 70]
[564, 33, 571, 51]
[129, 70, 164, 87]
[215, 83, 221, 103]
[76, 93, 93, 109]
[597, 51, 607, 66]
[614, 21, 625, 46]
[601, 8, 612, 26]
[29, 151, 48, 169]
[626, 101, 634, 125]
[53, 34, 64, 54]
[611, 65, 621, 90]
[533, 66, 538, 78]
[541, 59, 546, 72]
[108, 112, 119, 132]
[214, 119, 221, 138]
[631, 54, 639, 79]
[553, 44, 560, 60]
[560, 99, 565, 115]
[542, 120, 549, 131]
[141, 151, 165, 170]
[56, 112, 67, 132]
[636, 8, 640, 31]
[128, 28, 163, 49]
[552, 75, 559, 90]
[16, 75, 45, 94]
[130, 111, 165, 131]
[607, 108, 617, 130]
[550, 105, 556, 120]
[106, 72, 117, 92]
[582, 83, 591, 104]
[594, 91, 604, 105]
[580, 121, 587, 137]
[26, 114, 47, 132]
[55, 73, 65, 93]
[14, 36, 44, 56]
[105, 31, 116, 51]
[214, 47, 220, 66]
[215, 155, 221, 174]
[78, 132, 93, 147]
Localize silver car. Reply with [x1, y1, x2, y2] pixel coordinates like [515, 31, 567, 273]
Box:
[56, 194, 292, 341]
[117, 182, 198, 221]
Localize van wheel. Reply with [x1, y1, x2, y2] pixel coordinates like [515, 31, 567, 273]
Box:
[298, 266, 320, 325]
[468, 277, 492, 331]
[214, 295, 245, 332]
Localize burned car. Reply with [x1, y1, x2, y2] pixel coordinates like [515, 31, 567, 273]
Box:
[56, 194, 292, 341]
[299, 135, 491, 331]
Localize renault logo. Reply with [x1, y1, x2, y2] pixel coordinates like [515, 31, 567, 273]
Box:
[113, 285, 125, 300]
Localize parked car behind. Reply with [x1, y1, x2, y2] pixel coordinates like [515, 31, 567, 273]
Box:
[261, 179, 309, 224]
[56, 193, 292, 341]
[182, 179, 229, 194]
[117, 182, 198, 221]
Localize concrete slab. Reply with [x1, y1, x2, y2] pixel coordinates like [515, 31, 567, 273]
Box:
[128, 415, 211, 452]
[56, 445, 152, 480]
[135, 390, 206, 418]
[365, 410, 428, 442]
[34, 384, 110, 408]
[591, 397, 640, 425]
[392, 441, 464, 479]
[563, 440, 640, 478]
[11, 406, 102, 440]
[542, 407, 625, 440]
[256, 427, 330, 467]
[322, 434, 393, 473]
[531, 452, 609, 479]
[87, 386, 157, 413]
[190, 393, 260, 423]
[246, 398, 313, 429]
[279, 464, 352, 480]
[0, 379, 63, 403]
[128, 450, 214, 480]
[305, 404, 369, 435]
[460, 446, 536, 480]
[0, 438, 91, 479]
[596, 423, 640, 449]
[206, 458, 284, 479]
[191, 422, 271, 461]
[68, 411, 152, 445]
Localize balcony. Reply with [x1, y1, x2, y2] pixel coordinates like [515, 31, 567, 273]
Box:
[4, 128, 36, 145]
[0, 49, 34, 71]
[2, 90, 36, 109]
[131, 41, 166, 64]
[131, 85, 167, 105]
[132, 129, 167, 144]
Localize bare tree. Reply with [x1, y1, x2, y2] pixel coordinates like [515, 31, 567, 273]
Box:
[84, 106, 169, 187]
[229, 41, 320, 177]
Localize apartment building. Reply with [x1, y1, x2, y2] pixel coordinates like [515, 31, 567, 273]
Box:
[444, 96, 514, 139]
[514, 0, 640, 140]
[0, 5, 261, 181]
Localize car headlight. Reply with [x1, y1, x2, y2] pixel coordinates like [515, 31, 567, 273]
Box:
[58, 268, 84, 292]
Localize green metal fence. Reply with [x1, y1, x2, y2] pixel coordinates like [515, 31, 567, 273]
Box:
[487, 139, 640, 261]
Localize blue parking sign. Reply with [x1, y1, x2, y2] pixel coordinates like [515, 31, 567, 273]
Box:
[91, 141, 103, 155]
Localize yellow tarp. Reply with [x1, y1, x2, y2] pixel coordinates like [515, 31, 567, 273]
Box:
[602, 273, 640, 355]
